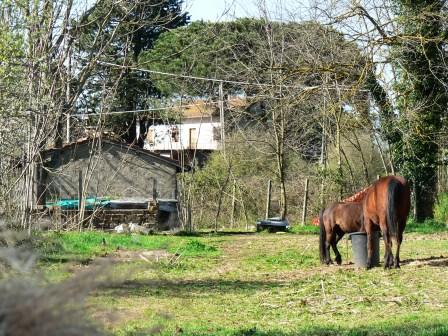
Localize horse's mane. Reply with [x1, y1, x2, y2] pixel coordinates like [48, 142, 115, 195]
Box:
[341, 186, 370, 203]
[311, 186, 371, 226]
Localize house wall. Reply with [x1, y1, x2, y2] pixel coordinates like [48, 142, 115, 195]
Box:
[144, 117, 222, 151]
[42, 142, 178, 201]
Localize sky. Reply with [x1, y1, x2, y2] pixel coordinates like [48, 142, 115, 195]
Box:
[184, 0, 258, 21]
[184, 0, 309, 22]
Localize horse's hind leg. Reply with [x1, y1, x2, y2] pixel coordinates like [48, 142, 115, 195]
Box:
[331, 239, 342, 265]
[325, 231, 334, 265]
[332, 229, 344, 265]
[381, 226, 394, 269]
[394, 230, 403, 268]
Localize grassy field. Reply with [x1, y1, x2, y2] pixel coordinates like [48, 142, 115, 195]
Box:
[35, 224, 448, 336]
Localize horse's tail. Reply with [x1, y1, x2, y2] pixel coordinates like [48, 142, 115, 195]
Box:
[319, 209, 326, 263]
[387, 178, 400, 237]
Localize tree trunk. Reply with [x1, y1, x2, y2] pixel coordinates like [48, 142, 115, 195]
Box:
[414, 178, 436, 221]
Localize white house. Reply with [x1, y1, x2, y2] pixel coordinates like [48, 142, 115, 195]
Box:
[143, 100, 224, 163]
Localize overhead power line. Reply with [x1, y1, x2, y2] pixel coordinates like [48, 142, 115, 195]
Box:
[71, 102, 219, 117]
[96, 60, 369, 92]
[97, 60, 280, 87]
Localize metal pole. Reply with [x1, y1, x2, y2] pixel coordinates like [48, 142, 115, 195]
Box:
[219, 81, 225, 151]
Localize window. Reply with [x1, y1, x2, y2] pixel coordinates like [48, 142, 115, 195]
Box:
[213, 127, 222, 141]
[189, 128, 197, 149]
[171, 126, 180, 142]
[146, 129, 155, 144]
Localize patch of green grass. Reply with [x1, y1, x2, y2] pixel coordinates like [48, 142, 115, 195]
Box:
[109, 306, 448, 336]
[36, 232, 448, 336]
[245, 248, 318, 271]
[177, 239, 218, 256]
[406, 219, 448, 234]
[150, 240, 220, 275]
[289, 224, 320, 235]
[34, 231, 220, 265]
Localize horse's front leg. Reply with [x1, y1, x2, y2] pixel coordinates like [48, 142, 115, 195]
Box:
[365, 217, 374, 269]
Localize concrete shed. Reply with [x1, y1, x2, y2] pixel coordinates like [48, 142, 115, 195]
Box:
[35, 137, 184, 230]
[37, 137, 182, 203]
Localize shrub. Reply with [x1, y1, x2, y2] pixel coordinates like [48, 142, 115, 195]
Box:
[406, 218, 447, 234]
[434, 193, 448, 224]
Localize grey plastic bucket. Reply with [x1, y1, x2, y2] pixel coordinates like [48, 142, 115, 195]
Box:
[348, 232, 380, 268]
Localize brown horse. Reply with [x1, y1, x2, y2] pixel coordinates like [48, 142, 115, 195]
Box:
[362, 176, 411, 269]
[319, 202, 363, 265]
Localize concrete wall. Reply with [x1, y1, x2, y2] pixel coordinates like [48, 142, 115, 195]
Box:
[42, 142, 178, 201]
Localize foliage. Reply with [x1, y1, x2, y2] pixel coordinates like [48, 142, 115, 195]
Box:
[0, 26, 23, 76]
[406, 218, 447, 234]
[141, 19, 267, 95]
[181, 128, 384, 230]
[324, 130, 385, 197]
[76, 0, 189, 140]
[0, 22, 26, 124]
[181, 131, 279, 229]
[142, 19, 366, 97]
[160, 19, 370, 222]
[434, 193, 448, 224]
[0, 19, 27, 213]
[390, 1, 448, 220]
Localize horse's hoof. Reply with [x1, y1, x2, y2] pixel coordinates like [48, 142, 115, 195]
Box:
[388, 255, 395, 268]
[384, 261, 394, 269]
[335, 257, 342, 265]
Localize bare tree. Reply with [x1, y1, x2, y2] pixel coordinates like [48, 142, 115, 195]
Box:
[0, 0, 188, 230]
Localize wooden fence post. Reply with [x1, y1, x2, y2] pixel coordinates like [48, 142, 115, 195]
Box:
[230, 180, 236, 228]
[152, 178, 158, 200]
[301, 178, 309, 225]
